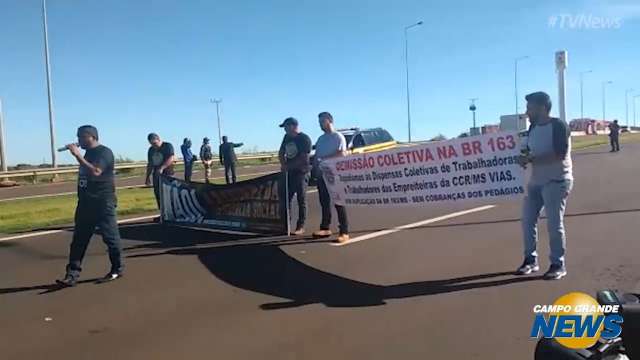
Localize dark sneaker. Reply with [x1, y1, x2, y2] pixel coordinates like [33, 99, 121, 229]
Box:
[544, 265, 567, 280]
[56, 275, 77, 287]
[515, 260, 540, 275]
[97, 272, 123, 284]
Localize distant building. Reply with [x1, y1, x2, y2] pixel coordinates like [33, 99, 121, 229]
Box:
[481, 124, 500, 134]
[570, 118, 610, 134]
[500, 114, 529, 132]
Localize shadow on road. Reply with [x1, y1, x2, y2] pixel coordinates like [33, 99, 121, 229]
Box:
[0, 278, 103, 295]
[120, 224, 543, 310]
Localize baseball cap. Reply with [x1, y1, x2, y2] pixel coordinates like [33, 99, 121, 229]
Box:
[279, 117, 299, 127]
[525, 91, 552, 110]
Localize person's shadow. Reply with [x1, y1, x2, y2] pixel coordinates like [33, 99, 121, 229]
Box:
[1, 224, 543, 305]
[124, 225, 543, 310]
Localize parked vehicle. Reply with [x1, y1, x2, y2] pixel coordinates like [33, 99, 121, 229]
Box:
[308, 127, 396, 185]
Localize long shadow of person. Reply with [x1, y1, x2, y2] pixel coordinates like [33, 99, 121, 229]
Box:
[129, 238, 543, 311]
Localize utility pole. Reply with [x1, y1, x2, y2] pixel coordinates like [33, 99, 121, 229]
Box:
[515, 56, 529, 117]
[0, 98, 7, 173]
[210, 98, 222, 145]
[625, 88, 634, 127]
[404, 21, 423, 143]
[469, 98, 478, 135]
[42, 0, 57, 168]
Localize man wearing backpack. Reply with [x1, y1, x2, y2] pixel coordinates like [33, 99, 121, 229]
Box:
[200, 137, 214, 183]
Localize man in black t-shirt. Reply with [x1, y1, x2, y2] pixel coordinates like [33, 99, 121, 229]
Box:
[145, 133, 175, 208]
[219, 136, 243, 184]
[278, 117, 312, 235]
[608, 120, 621, 152]
[57, 125, 123, 287]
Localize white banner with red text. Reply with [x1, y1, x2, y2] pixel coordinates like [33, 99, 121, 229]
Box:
[319, 132, 525, 207]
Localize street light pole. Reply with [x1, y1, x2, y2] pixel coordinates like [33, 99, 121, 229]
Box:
[602, 81, 612, 121]
[579, 70, 592, 120]
[0, 98, 7, 173]
[210, 98, 222, 145]
[404, 20, 423, 143]
[469, 98, 478, 135]
[515, 56, 529, 117]
[625, 88, 634, 127]
[634, 95, 640, 128]
[42, 0, 57, 168]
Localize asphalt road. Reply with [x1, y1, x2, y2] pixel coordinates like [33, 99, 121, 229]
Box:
[0, 163, 281, 201]
[1, 145, 639, 359]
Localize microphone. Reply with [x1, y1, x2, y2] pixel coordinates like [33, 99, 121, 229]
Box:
[57, 143, 79, 152]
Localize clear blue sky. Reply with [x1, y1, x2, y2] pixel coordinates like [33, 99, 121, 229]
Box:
[1, 0, 639, 165]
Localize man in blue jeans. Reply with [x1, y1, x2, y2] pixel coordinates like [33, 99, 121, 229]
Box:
[516, 92, 573, 280]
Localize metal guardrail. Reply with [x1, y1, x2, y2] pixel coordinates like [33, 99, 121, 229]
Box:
[0, 153, 279, 182]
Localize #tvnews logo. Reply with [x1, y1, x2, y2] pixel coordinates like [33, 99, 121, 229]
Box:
[530, 292, 623, 349]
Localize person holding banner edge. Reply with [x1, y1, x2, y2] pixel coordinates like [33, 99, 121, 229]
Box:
[313, 112, 350, 243]
[278, 117, 312, 236]
[516, 91, 573, 281]
[57, 125, 123, 286]
[145, 133, 175, 209]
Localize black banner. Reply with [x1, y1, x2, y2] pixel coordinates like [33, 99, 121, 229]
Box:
[159, 173, 288, 234]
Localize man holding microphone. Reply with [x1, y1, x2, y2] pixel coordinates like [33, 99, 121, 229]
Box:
[57, 125, 123, 287]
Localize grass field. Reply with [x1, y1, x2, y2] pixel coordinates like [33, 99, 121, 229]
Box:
[571, 132, 640, 150]
[0, 175, 260, 234]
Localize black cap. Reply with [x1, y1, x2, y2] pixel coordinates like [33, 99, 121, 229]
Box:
[525, 91, 552, 111]
[77, 125, 99, 140]
[147, 133, 159, 141]
[279, 117, 299, 127]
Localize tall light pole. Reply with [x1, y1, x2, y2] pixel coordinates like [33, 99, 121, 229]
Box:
[515, 56, 529, 116]
[42, 0, 57, 168]
[0, 98, 7, 173]
[579, 70, 592, 120]
[602, 81, 613, 121]
[404, 20, 423, 143]
[634, 95, 640, 128]
[210, 98, 222, 145]
[469, 98, 478, 135]
[625, 88, 634, 127]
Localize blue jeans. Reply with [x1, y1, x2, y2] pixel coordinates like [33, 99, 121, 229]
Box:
[521, 179, 573, 267]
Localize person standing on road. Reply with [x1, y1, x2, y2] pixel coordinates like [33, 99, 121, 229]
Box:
[219, 136, 243, 184]
[608, 120, 621, 152]
[145, 133, 175, 209]
[57, 125, 123, 287]
[516, 92, 573, 281]
[181, 138, 196, 182]
[199, 137, 214, 183]
[278, 117, 312, 236]
[312, 112, 350, 244]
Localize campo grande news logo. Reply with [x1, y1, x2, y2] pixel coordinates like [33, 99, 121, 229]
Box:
[530, 292, 624, 349]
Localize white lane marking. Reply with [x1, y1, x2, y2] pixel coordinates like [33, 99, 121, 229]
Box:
[0, 188, 320, 242]
[0, 215, 159, 242]
[0, 230, 66, 242]
[332, 205, 496, 247]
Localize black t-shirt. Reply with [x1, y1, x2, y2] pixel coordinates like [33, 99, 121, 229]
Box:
[219, 142, 240, 163]
[279, 132, 312, 173]
[148, 142, 175, 175]
[609, 123, 620, 137]
[78, 145, 115, 200]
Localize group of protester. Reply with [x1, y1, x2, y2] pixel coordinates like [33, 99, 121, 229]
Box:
[55, 92, 578, 286]
[142, 133, 244, 208]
